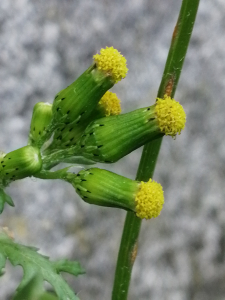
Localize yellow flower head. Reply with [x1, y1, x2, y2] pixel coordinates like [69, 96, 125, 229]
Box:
[155, 95, 186, 137]
[98, 91, 121, 116]
[135, 179, 164, 219]
[93, 46, 128, 83]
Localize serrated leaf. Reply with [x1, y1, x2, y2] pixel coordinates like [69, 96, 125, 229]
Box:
[0, 188, 14, 213]
[0, 229, 84, 300]
[53, 259, 85, 276]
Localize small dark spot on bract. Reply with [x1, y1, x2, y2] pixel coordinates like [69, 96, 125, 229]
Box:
[70, 137, 74, 141]
[81, 145, 85, 148]
[98, 145, 103, 148]
[5, 173, 9, 175]
[83, 196, 88, 199]
[67, 110, 70, 114]
[93, 154, 99, 157]
[147, 107, 151, 111]
[39, 131, 41, 135]
[61, 97, 65, 101]
[69, 128, 73, 132]
[15, 168, 19, 170]
[99, 124, 104, 127]
[2, 165, 5, 167]
[33, 127, 35, 131]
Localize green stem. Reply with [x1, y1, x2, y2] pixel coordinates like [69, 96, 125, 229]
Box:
[34, 167, 71, 180]
[111, 1, 200, 299]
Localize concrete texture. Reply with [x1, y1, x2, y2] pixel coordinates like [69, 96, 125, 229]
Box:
[0, 0, 225, 299]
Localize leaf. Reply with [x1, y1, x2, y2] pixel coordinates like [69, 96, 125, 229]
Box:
[53, 259, 85, 276]
[0, 228, 84, 300]
[0, 188, 14, 213]
[12, 275, 59, 300]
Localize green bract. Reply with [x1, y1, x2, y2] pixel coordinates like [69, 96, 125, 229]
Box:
[77, 105, 162, 163]
[52, 65, 114, 127]
[28, 102, 53, 146]
[46, 102, 106, 152]
[0, 146, 42, 184]
[67, 168, 138, 211]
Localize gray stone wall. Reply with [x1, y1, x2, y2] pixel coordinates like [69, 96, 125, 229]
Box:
[0, 0, 225, 299]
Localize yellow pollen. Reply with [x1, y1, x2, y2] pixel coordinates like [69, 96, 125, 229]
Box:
[93, 47, 128, 83]
[98, 91, 121, 116]
[135, 179, 164, 219]
[155, 95, 186, 137]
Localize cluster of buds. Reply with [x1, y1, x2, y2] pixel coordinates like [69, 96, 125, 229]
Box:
[0, 46, 187, 219]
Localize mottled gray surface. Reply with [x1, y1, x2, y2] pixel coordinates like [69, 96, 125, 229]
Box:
[0, 0, 225, 299]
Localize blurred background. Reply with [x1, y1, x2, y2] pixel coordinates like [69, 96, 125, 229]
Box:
[0, 0, 225, 299]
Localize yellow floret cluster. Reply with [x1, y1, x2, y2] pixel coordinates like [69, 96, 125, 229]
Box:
[99, 91, 121, 116]
[93, 47, 128, 83]
[155, 95, 186, 137]
[135, 179, 164, 219]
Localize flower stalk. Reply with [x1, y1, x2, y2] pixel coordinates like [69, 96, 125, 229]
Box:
[111, 0, 200, 299]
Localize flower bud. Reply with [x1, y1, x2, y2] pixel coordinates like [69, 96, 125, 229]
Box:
[47, 91, 121, 151]
[97, 91, 121, 117]
[28, 102, 53, 146]
[68, 168, 164, 219]
[155, 95, 186, 136]
[52, 47, 127, 127]
[77, 96, 186, 163]
[0, 146, 42, 183]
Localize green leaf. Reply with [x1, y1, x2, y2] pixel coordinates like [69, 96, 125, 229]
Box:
[0, 189, 14, 214]
[0, 228, 84, 300]
[53, 259, 85, 276]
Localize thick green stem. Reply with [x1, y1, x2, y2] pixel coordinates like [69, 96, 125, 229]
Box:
[111, 1, 200, 299]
